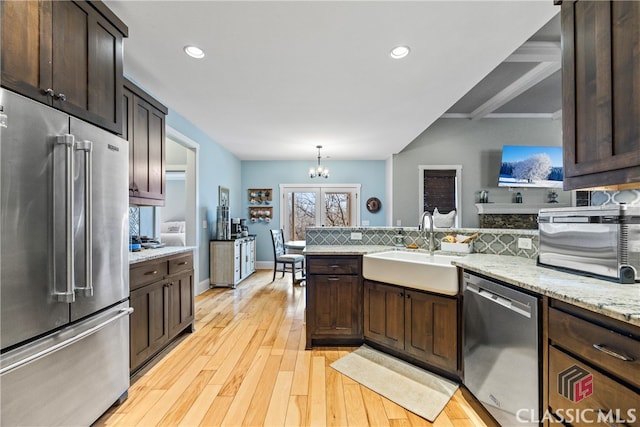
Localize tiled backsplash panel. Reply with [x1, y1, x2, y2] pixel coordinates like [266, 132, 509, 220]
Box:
[590, 189, 640, 206]
[306, 227, 539, 259]
[129, 206, 140, 238]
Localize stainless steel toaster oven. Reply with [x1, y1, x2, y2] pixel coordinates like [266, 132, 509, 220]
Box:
[538, 205, 640, 283]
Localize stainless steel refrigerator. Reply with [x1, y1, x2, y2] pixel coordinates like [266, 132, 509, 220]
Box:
[0, 89, 131, 426]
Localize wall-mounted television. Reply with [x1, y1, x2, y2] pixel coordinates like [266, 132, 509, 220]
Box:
[498, 145, 563, 188]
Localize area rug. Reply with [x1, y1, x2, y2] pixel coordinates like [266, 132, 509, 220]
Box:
[330, 345, 458, 421]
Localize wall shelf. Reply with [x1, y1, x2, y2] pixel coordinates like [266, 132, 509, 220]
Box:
[475, 203, 569, 215]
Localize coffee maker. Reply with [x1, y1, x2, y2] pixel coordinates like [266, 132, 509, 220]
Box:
[231, 218, 242, 238]
[240, 219, 248, 237]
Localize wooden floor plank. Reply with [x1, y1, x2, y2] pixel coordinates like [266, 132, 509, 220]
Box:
[95, 270, 484, 427]
[263, 371, 294, 426]
[177, 384, 222, 427]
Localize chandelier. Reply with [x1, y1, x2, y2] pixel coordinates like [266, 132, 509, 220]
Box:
[309, 145, 329, 178]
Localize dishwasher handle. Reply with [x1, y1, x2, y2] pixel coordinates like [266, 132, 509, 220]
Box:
[465, 283, 532, 318]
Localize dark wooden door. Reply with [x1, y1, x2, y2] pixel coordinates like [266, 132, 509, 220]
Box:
[363, 280, 404, 352]
[309, 275, 362, 337]
[168, 272, 194, 339]
[404, 290, 458, 372]
[0, 1, 53, 104]
[126, 84, 166, 206]
[130, 279, 169, 372]
[1, 0, 124, 133]
[561, 1, 640, 189]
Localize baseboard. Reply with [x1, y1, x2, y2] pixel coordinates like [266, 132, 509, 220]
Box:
[196, 278, 210, 296]
[256, 261, 273, 270]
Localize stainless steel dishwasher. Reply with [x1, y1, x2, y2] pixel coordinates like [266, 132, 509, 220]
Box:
[463, 271, 540, 427]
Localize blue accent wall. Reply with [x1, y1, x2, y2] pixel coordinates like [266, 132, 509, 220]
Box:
[166, 110, 242, 283]
[241, 160, 387, 262]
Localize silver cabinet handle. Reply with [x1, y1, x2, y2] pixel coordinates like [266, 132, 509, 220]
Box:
[54, 135, 76, 303]
[0, 308, 133, 375]
[43, 88, 55, 97]
[75, 140, 93, 297]
[55, 93, 67, 102]
[592, 344, 634, 362]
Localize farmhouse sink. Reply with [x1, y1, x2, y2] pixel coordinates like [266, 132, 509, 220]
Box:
[362, 251, 460, 295]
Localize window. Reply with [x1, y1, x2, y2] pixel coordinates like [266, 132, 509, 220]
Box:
[280, 184, 360, 241]
[418, 165, 462, 228]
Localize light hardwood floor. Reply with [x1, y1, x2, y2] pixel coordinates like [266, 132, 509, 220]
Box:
[96, 270, 487, 427]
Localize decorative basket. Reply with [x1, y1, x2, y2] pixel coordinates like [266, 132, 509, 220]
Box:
[440, 240, 473, 254]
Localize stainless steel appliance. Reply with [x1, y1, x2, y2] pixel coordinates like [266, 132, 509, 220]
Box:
[216, 205, 230, 240]
[0, 89, 131, 426]
[538, 205, 640, 283]
[463, 272, 540, 427]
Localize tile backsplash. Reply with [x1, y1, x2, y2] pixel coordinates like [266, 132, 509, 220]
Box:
[306, 227, 539, 259]
[590, 189, 640, 206]
[129, 206, 140, 238]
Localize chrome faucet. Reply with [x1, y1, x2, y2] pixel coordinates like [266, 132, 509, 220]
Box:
[419, 210, 435, 255]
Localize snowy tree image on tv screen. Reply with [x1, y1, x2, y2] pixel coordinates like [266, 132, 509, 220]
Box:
[498, 145, 563, 188]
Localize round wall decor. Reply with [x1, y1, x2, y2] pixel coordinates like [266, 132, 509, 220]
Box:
[366, 197, 381, 213]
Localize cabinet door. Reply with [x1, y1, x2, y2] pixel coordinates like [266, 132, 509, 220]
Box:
[562, 1, 640, 189]
[404, 291, 458, 372]
[0, 1, 52, 103]
[363, 280, 404, 352]
[1, 0, 124, 133]
[308, 275, 362, 337]
[549, 346, 639, 427]
[129, 94, 165, 204]
[168, 272, 194, 339]
[130, 280, 169, 372]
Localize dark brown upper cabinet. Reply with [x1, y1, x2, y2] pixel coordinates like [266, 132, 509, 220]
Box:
[560, 1, 640, 190]
[1, 0, 127, 134]
[124, 78, 168, 206]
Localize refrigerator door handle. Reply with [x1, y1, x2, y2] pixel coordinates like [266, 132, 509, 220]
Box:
[0, 307, 133, 376]
[75, 140, 93, 297]
[54, 134, 76, 303]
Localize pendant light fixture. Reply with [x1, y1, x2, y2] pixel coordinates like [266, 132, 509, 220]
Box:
[309, 145, 329, 179]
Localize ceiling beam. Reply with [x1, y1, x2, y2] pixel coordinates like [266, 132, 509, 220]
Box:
[506, 41, 561, 63]
[470, 61, 561, 120]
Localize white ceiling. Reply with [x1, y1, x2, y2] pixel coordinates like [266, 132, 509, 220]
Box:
[104, 1, 559, 161]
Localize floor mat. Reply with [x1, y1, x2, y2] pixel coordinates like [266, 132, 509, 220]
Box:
[330, 345, 458, 421]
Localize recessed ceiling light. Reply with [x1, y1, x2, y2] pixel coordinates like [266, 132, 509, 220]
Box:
[390, 45, 410, 59]
[184, 45, 205, 59]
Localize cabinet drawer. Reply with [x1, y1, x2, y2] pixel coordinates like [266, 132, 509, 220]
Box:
[130, 260, 168, 290]
[307, 256, 361, 275]
[549, 346, 639, 426]
[549, 307, 640, 389]
[168, 253, 193, 275]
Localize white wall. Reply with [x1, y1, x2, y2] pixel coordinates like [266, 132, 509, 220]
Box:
[393, 118, 571, 228]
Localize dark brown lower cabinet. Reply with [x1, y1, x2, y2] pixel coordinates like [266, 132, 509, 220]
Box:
[305, 255, 363, 348]
[364, 279, 458, 374]
[130, 279, 170, 372]
[129, 251, 194, 373]
[547, 300, 640, 426]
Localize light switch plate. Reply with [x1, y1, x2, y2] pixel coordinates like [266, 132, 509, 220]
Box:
[202, 220, 208, 229]
[518, 238, 532, 250]
[351, 232, 363, 240]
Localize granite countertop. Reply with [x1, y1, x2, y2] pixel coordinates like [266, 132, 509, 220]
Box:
[452, 253, 640, 327]
[129, 246, 195, 264]
[304, 245, 399, 255]
[304, 245, 640, 327]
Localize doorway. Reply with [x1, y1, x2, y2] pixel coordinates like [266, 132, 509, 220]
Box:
[161, 127, 201, 292]
[279, 184, 361, 241]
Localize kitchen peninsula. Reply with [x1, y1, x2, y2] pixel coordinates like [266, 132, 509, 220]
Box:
[304, 226, 640, 426]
